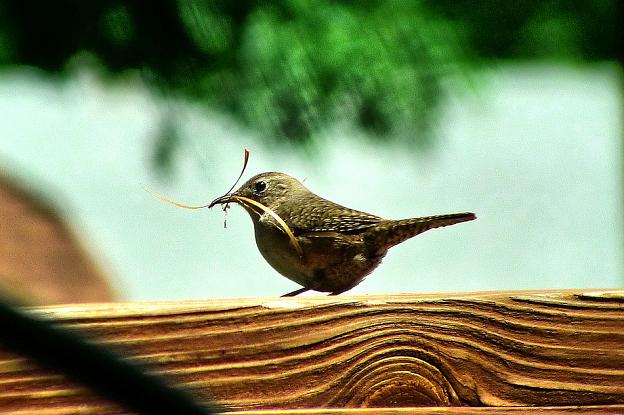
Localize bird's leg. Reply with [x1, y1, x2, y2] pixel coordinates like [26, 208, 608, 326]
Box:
[281, 287, 310, 297]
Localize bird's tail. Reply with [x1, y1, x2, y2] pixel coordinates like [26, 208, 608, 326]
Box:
[370, 212, 476, 250]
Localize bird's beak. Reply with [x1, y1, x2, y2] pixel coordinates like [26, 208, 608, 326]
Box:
[209, 193, 263, 221]
[208, 194, 234, 208]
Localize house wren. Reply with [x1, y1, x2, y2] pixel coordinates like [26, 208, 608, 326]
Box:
[209, 172, 475, 296]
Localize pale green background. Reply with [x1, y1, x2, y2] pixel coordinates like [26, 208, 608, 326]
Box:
[0, 63, 621, 300]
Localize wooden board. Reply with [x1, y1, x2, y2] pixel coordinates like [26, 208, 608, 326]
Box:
[0, 290, 622, 413]
[228, 407, 624, 414]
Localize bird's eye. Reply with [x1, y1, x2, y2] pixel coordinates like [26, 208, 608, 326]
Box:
[253, 180, 267, 194]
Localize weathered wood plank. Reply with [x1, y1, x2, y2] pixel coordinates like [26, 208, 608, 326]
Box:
[228, 407, 624, 415]
[0, 290, 622, 413]
[0, 406, 623, 415]
[0, 406, 622, 415]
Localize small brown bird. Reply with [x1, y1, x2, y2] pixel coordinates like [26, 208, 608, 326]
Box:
[210, 172, 475, 296]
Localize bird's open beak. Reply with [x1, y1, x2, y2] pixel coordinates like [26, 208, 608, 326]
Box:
[208, 194, 235, 208]
[210, 194, 262, 218]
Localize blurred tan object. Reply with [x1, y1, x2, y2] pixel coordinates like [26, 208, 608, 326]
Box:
[0, 172, 115, 305]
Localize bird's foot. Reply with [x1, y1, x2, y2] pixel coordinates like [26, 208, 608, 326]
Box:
[281, 287, 310, 297]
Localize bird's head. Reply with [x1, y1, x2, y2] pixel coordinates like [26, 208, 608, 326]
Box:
[209, 172, 306, 215]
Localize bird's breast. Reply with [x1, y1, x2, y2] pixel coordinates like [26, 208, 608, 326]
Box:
[252, 217, 316, 288]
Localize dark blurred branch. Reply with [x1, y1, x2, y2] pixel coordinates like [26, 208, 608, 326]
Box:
[0, 299, 218, 414]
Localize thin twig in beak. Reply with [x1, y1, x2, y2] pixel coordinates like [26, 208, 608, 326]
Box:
[208, 148, 251, 213]
[145, 187, 212, 210]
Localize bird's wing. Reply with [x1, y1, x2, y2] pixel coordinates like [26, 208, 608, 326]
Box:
[285, 196, 384, 234]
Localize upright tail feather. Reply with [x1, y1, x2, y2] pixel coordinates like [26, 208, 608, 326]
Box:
[369, 212, 476, 250]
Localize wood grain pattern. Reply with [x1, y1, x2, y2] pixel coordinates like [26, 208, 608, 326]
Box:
[0, 406, 622, 415]
[229, 407, 624, 415]
[0, 290, 622, 414]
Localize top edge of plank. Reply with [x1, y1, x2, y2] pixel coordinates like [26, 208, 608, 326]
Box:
[26, 289, 624, 318]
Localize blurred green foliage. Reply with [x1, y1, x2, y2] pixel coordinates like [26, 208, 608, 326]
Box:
[0, 1, 618, 169]
[425, 0, 616, 60]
